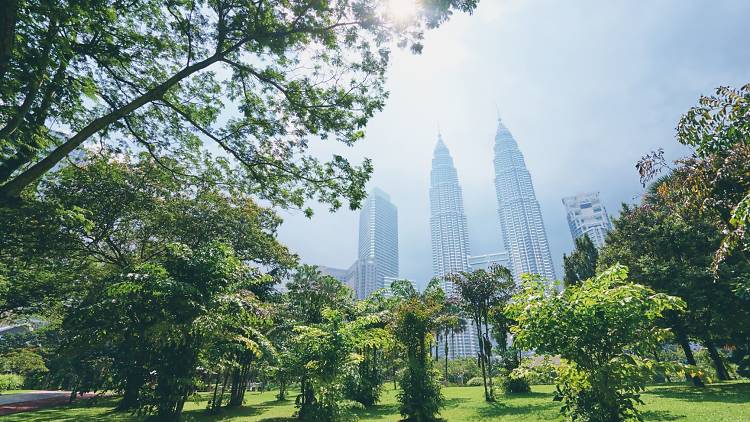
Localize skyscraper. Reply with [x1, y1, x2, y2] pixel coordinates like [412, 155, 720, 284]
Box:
[356, 188, 398, 299]
[562, 192, 612, 248]
[493, 118, 556, 281]
[318, 262, 359, 293]
[467, 251, 511, 272]
[429, 134, 479, 358]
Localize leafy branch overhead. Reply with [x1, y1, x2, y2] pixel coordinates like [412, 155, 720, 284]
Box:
[0, 0, 479, 209]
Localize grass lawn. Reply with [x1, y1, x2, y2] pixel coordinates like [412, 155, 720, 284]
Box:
[4, 381, 749, 421]
[0, 390, 38, 395]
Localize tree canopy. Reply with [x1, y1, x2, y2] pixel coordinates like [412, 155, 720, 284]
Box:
[0, 0, 478, 207]
[562, 234, 598, 287]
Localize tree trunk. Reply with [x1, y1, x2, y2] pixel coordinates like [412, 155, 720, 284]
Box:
[474, 319, 490, 401]
[392, 363, 397, 390]
[0, 0, 18, 80]
[68, 382, 78, 404]
[482, 316, 495, 399]
[278, 379, 286, 400]
[676, 330, 704, 387]
[229, 367, 243, 406]
[116, 374, 143, 410]
[209, 374, 221, 413]
[444, 332, 449, 382]
[703, 338, 732, 381]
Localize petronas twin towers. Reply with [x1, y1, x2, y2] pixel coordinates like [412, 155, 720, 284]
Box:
[493, 119, 556, 281]
[430, 117, 555, 357]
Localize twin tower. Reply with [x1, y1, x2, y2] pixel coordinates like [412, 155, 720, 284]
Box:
[430, 118, 556, 285]
[324, 118, 556, 355]
[429, 118, 556, 357]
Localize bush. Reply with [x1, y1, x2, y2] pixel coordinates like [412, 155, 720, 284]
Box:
[502, 376, 531, 394]
[0, 374, 24, 391]
[466, 376, 484, 386]
[445, 357, 480, 385]
[520, 356, 559, 385]
[506, 265, 685, 421]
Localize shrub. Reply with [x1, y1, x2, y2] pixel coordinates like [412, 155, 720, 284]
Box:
[466, 376, 484, 386]
[520, 356, 560, 385]
[0, 374, 24, 391]
[343, 358, 384, 407]
[445, 357, 480, 385]
[506, 265, 685, 422]
[499, 373, 531, 394]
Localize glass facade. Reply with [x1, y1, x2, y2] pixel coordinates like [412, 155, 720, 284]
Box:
[494, 118, 556, 281]
[429, 134, 479, 358]
[562, 192, 612, 248]
[356, 188, 399, 300]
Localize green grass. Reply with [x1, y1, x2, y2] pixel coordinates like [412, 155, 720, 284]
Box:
[4, 381, 749, 421]
[0, 390, 38, 395]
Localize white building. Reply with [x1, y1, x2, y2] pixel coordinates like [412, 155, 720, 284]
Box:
[467, 251, 511, 272]
[562, 192, 612, 248]
[429, 134, 479, 358]
[318, 262, 358, 292]
[493, 118, 556, 282]
[356, 188, 398, 300]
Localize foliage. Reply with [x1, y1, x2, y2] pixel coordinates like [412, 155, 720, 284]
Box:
[563, 234, 599, 287]
[0, 348, 48, 376]
[0, 0, 478, 203]
[1, 154, 295, 319]
[289, 307, 391, 421]
[637, 83, 750, 272]
[283, 269, 392, 421]
[0, 373, 24, 391]
[59, 241, 274, 420]
[445, 358, 481, 386]
[343, 299, 392, 407]
[447, 265, 514, 402]
[517, 356, 560, 385]
[498, 371, 531, 394]
[507, 265, 685, 421]
[392, 279, 446, 422]
[286, 266, 354, 325]
[599, 174, 750, 383]
[466, 377, 484, 387]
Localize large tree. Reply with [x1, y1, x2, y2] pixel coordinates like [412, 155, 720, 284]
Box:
[599, 176, 750, 383]
[0, 154, 295, 413]
[0, 153, 295, 319]
[637, 83, 750, 273]
[0, 0, 478, 204]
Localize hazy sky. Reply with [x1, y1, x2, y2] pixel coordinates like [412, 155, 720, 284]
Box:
[276, 0, 750, 288]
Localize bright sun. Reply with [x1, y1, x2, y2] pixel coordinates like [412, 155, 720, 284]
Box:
[385, 0, 421, 23]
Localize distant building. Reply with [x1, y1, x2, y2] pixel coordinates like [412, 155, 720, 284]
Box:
[493, 117, 556, 281]
[429, 133, 479, 358]
[382, 277, 418, 298]
[318, 262, 358, 292]
[562, 192, 612, 248]
[355, 188, 399, 299]
[468, 251, 511, 272]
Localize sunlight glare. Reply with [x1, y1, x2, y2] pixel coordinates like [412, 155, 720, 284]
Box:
[385, 0, 421, 23]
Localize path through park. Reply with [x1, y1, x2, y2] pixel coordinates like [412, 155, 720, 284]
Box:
[0, 391, 96, 415]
